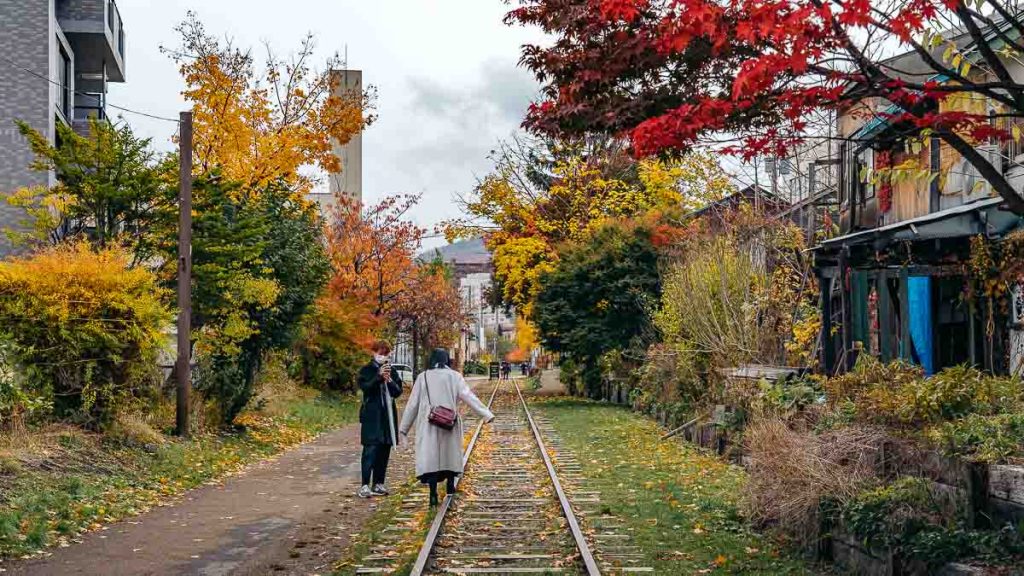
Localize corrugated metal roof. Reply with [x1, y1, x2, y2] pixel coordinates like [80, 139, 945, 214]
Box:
[813, 197, 1015, 252]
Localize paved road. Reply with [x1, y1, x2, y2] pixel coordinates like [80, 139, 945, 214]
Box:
[2, 376, 499, 576]
[5, 423, 413, 576]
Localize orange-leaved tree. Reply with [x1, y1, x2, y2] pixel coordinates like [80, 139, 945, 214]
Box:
[294, 296, 381, 392]
[325, 194, 425, 319]
[391, 256, 466, 370]
[301, 192, 425, 390]
[168, 12, 373, 196]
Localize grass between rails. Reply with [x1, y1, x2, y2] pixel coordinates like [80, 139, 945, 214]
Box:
[0, 392, 357, 560]
[536, 398, 826, 575]
[333, 406, 490, 575]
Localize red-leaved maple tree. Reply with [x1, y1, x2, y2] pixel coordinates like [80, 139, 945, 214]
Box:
[507, 0, 1024, 212]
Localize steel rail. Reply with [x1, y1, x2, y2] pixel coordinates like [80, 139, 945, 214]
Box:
[409, 380, 501, 576]
[514, 378, 602, 576]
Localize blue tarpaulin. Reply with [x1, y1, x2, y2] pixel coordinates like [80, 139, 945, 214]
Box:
[907, 276, 934, 375]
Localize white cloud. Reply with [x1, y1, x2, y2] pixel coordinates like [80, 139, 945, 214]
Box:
[107, 0, 544, 242]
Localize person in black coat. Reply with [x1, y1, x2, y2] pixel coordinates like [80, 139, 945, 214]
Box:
[356, 340, 403, 498]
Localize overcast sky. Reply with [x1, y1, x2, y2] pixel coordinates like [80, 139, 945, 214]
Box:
[108, 0, 543, 247]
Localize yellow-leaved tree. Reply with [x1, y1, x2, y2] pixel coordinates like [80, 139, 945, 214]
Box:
[0, 244, 171, 427]
[169, 12, 374, 196]
[447, 137, 733, 321]
[638, 150, 735, 212]
[449, 137, 666, 314]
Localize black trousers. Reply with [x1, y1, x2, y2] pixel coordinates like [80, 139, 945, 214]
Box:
[361, 443, 391, 486]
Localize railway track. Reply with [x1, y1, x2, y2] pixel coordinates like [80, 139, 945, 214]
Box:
[409, 379, 600, 575]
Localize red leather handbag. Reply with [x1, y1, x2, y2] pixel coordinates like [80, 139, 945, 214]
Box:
[424, 372, 457, 430]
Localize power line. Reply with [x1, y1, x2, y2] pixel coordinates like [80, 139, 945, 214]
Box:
[0, 54, 181, 124]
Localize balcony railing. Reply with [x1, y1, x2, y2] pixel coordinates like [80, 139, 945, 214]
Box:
[74, 92, 107, 124]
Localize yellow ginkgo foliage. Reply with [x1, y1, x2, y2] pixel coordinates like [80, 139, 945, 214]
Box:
[491, 236, 558, 317]
[515, 315, 540, 355]
[171, 13, 372, 196]
[638, 151, 734, 212]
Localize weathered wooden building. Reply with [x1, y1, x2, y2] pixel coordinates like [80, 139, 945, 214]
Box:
[814, 32, 1024, 376]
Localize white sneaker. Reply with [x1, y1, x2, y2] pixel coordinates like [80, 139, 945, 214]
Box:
[357, 485, 373, 498]
[371, 483, 389, 496]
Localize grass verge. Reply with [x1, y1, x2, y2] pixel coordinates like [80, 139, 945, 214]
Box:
[332, 478, 434, 576]
[0, 392, 357, 560]
[537, 398, 825, 575]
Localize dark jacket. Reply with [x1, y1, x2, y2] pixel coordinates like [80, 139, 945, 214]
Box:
[357, 361, 403, 446]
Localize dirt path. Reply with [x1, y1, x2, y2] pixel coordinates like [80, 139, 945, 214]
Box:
[4, 424, 414, 576]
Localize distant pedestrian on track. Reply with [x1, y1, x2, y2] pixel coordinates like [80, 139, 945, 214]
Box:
[356, 340, 404, 499]
[501, 361, 511, 381]
[399, 348, 495, 506]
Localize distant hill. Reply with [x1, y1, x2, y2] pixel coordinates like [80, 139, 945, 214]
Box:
[419, 237, 491, 266]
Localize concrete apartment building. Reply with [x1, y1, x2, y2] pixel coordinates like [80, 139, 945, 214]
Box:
[0, 0, 126, 255]
[308, 69, 363, 215]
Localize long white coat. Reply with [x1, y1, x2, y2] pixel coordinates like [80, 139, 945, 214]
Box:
[399, 368, 494, 478]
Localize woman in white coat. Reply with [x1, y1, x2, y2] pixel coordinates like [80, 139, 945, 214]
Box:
[399, 348, 494, 506]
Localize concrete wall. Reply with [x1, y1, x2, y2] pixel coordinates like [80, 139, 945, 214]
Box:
[0, 0, 58, 256]
[327, 70, 363, 207]
[56, 0, 126, 82]
[55, 0, 104, 23]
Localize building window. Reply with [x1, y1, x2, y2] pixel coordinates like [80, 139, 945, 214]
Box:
[848, 147, 875, 206]
[57, 42, 71, 118]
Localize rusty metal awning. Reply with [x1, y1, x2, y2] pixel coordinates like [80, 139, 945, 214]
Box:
[813, 197, 1021, 254]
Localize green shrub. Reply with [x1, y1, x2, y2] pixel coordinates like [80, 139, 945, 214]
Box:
[838, 476, 1024, 566]
[558, 357, 582, 396]
[292, 300, 367, 394]
[814, 399, 858, 432]
[840, 476, 943, 551]
[533, 220, 662, 398]
[826, 359, 1023, 427]
[824, 356, 923, 409]
[633, 343, 710, 414]
[0, 245, 171, 427]
[927, 413, 1024, 463]
[751, 375, 823, 416]
[463, 359, 488, 375]
[893, 365, 1022, 422]
[0, 347, 50, 429]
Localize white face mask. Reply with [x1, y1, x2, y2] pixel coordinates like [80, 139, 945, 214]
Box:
[374, 354, 390, 364]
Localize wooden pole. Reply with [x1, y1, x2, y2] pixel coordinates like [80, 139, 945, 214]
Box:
[412, 319, 419, 376]
[176, 111, 193, 438]
[660, 413, 705, 441]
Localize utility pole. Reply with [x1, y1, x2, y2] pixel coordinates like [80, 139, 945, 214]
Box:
[412, 319, 419, 376]
[753, 157, 762, 211]
[771, 156, 779, 205]
[176, 111, 193, 438]
[492, 306, 499, 358]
